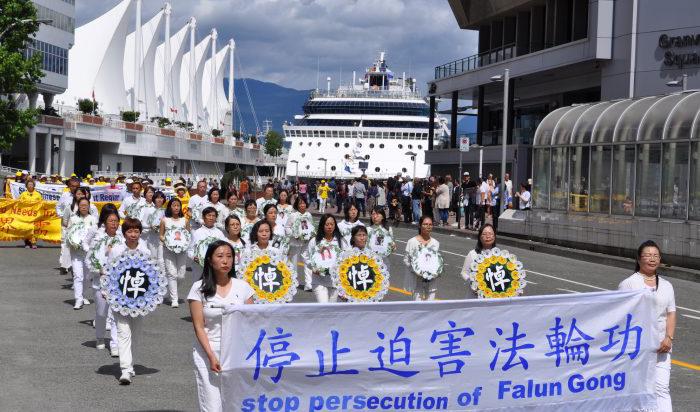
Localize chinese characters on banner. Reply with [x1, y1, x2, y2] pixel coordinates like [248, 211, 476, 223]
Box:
[219, 290, 658, 412]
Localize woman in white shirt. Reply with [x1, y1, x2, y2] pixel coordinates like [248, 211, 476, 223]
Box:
[240, 200, 260, 244]
[403, 215, 441, 301]
[139, 188, 161, 258]
[435, 177, 451, 226]
[226, 192, 244, 220]
[223, 215, 246, 272]
[461, 224, 496, 299]
[188, 240, 254, 412]
[202, 187, 228, 232]
[286, 196, 315, 291]
[243, 220, 282, 260]
[367, 207, 396, 275]
[67, 197, 98, 310]
[618, 240, 676, 412]
[275, 189, 294, 229]
[515, 183, 532, 210]
[337, 203, 364, 246]
[304, 214, 346, 303]
[263, 204, 289, 255]
[160, 198, 191, 308]
[189, 207, 227, 282]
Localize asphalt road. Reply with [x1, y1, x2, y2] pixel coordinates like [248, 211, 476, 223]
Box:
[1, 226, 698, 411]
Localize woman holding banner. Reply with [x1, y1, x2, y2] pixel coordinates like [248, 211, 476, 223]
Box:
[618, 240, 676, 412]
[188, 240, 254, 411]
[19, 179, 41, 249]
[67, 197, 98, 309]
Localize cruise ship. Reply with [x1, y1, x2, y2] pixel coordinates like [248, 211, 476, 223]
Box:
[283, 53, 448, 179]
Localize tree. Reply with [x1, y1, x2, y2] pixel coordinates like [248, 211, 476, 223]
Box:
[120, 110, 140, 122]
[264, 130, 284, 157]
[77, 98, 98, 114]
[0, 1, 43, 150]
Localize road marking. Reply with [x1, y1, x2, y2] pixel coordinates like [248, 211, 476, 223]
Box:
[681, 314, 700, 320]
[526, 270, 608, 291]
[671, 359, 700, 371]
[556, 288, 580, 294]
[389, 286, 412, 296]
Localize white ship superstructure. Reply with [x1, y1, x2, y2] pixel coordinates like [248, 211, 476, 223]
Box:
[284, 53, 447, 179]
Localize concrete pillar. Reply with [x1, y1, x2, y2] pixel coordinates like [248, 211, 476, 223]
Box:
[28, 93, 38, 173]
[59, 131, 67, 176]
[42, 93, 55, 111]
[450, 91, 458, 149]
[44, 131, 52, 174]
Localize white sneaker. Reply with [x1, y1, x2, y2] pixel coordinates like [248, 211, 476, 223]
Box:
[170, 300, 179, 308]
[105, 323, 111, 331]
[119, 371, 132, 385]
[83, 298, 90, 305]
[96, 340, 105, 350]
[73, 300, 83, 310]
[110, 347, 119, 357]
[91, 320, 95, 328]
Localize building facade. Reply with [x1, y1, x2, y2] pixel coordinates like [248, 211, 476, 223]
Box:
[430, 0, 700, 267]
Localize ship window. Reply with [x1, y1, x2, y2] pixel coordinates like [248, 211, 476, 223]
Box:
[301, 153, 305, 158]
[380, 143, 385, 148]
[365, 155, 370, 160]
[317, 142, 322, 146]
[409, 133, 415, 139]
[357, 143, 362, 148]
[313, 131, 319, 137]
[402, 168, 407, 173]
[331, 166, 336, 171]
[398, 144, 403, 149]
[391, 133, 396, 138]
[335, 143, 340, 147]
[344, 143, 349, 148]
[408, 145, 413, 149]
[404, 133, 410, 138]
[306, 165, 310, 170]
[299, 142, 303, 146]
[370, 143, 375, 148]
[332, 131, 338, 137]
[418, 145, 423, 149]
[375, 167, 380, 172]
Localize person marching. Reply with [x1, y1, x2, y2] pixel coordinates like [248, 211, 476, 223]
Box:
[338, 203, 364, 246]
[160, 198, 190, 308]
[367, 207, 396, 274]
[226, 191, 244, 220]
[304, 214, 346, 303]
[107, 217, 150, 385]
[263, 203, 290, 255]
[223, 214, 246, 271]
[201, 187, 228, 232]
[243, 220, 282, 258]
[118, 180, 146, 219]
[56, 176, 81, 274]
[88, 204, 122, 355]
[286, 196, 315, 292]
[255, 184, 277, 219]
[19, 179, 42, 249]
[188, 207, 227, 282]
[403, 215, 442, 301]
[275, 189, 293, 229]
[66, 197, 98, 309]
[188, 240, 254, 411]
[139, 187, 160, 258]
[461, 224, 496, 299]
[618, 240, 676, 412]
[188, 180, 209, 231]
[240, 199, 260, 243]
[317, 180, 330, 213]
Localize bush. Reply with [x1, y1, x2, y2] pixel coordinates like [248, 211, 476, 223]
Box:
[174, 121, 194, 131]
[121, 111, 140, 123]
[77, 98, 97, 114]
[212, 128, 222, 137]
[150, 116, 171, 128]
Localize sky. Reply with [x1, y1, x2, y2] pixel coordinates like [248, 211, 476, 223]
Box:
[75, 0, 478, 91]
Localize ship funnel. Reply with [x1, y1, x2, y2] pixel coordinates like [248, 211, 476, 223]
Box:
[380, 52, 385, 62]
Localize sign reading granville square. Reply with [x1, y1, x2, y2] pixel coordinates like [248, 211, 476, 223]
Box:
[659, 33, 700, 68]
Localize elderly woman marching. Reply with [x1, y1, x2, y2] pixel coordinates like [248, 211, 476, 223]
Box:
[188, 207, 227, 283]
[286, 196, 315, 291]
[160, 198, 190, 308]
[461, 224, 497, 299]
[618, 240, 676, 412]
[367, 207, 396, 275]
[403, 215, 443, 301]
[66, 196, 98, 309]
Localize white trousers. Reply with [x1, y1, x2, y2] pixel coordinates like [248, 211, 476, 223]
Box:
[656, 353, 672, 411]
[318, 198, 327, 213]
[59, 227, 71, 269]
[163, 249, 187, 303]
[413, 277, 437, 301]
[193, 345, 222, 412]
[312, 274, 338, 303]
[71, 250, 90, 303]
[116, 314, 143, 375]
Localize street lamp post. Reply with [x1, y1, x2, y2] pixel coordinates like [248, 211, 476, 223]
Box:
[404, 151, 417, 178]
[318, 157, 327, 178]
[491, 69, 510, 212]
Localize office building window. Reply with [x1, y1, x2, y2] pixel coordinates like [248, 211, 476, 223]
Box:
[24, 40, 69, 76]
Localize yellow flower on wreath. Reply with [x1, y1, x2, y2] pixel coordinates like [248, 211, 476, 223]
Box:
[339, 261, 384, 301]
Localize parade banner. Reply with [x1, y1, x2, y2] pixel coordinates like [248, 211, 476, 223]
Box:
[219, 290, 657, 412]
[9, 181, 179, 203]
[0, 199, 61, 242]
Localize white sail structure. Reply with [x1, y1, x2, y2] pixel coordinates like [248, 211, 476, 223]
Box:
[180, 33, 211, 127]
[62, 0, 134, 115]
[124, 8, 164, 119]
[155, 19, 190, 120]
[203, 43, 230, 130]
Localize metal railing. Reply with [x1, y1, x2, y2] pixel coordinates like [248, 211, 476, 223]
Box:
[429, 128, 535, 149]
[435, 44, 515, 79]
[310, 89, 423, 100]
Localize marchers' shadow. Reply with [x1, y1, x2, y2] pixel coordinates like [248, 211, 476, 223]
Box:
[78, 319, 94, 328]
[81, 340, 97, 348]
[96, 363, 159, 378]
[60, 284, 73, 290]
[180, 316, 192, 323]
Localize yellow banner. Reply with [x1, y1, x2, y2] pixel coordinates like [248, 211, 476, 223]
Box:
[0, 198, 190, 243]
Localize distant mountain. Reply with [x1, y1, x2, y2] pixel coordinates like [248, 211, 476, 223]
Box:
[223, 78, 311, 135]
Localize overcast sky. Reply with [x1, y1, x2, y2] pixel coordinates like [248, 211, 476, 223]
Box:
[76, 0, 477, 91]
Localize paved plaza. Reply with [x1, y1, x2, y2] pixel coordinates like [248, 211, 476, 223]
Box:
[1, 226, 699, 411]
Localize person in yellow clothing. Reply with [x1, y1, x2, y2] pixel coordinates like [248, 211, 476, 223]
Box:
[19, 179, 42, 249]
[318, 180, 329, 213]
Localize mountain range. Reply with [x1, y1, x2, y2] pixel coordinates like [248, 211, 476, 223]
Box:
[224, 78, 477, 136]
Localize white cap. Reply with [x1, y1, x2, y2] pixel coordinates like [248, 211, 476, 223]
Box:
[463, 172, 470, 176]
[125, 178, 133, 184]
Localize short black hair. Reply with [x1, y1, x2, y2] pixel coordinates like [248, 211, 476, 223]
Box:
[165, 198, 184, 218]
[249, 219, 273, 244]
[201, 206, 218, 220]
[293, 195, 308, 211]
[344, 203, 359, 222]
[350, 225, 368, 248]
[207, 187, 221, 202]
[121, 217, 143, 234]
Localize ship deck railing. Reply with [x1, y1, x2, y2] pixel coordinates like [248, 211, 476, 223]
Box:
[310, 89, 424, 100]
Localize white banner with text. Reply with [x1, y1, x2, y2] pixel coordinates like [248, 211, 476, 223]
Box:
[219, 290, 658, 412]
